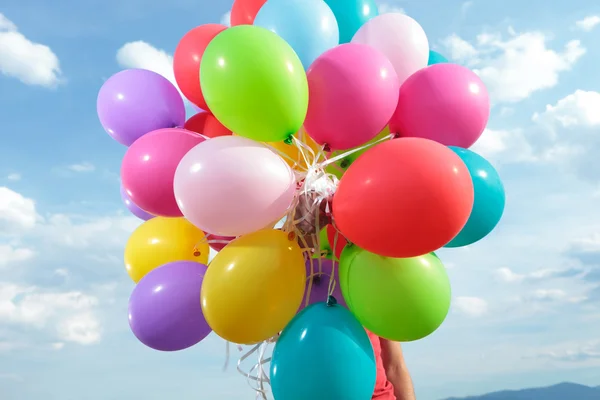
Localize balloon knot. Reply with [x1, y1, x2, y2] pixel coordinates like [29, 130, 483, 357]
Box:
[326, 295, 337, 306]
[392, 132, 402, 139]
[323, 144, 331, 152]
[287, 231, 296, 241]
[339, 159, 350, 169]
[193, 247, 201, 257]
[283, 135, 294, 145]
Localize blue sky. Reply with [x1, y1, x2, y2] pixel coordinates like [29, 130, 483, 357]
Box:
[1, 0, 600, 399]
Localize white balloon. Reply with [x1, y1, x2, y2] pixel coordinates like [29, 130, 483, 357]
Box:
[352, 13, 429, 85]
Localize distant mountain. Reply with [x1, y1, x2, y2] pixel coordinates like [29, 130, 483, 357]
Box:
[442, 382, 600, 400]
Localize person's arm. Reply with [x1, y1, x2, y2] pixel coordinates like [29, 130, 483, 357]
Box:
[380, 338, 416, 400]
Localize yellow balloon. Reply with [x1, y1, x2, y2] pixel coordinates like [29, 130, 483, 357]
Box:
[201, 229, 306, 344]
[124, 217, 209, 283]
[267, 128, 322, 170]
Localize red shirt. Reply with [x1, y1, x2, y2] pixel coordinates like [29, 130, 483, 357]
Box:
[367, 330, 396, 400]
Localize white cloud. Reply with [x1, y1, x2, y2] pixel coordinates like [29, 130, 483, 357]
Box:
[116, 41, 175, 88]
[0, 187, 38, 233]
[494, 266, 584, 283]
[0, 13, 62, 87]
[0, 245, 35, 267]
[57, 312, 101, 345]
[220, 11, 231, 26]
[453, 296, 488, 317]
[528, 340, 600, 362]
[6, 173, 20, 181]
[67, 162, 95, 173]
[575, 15, 600, 32]
[470, 127, 535, 164]
[442, 29, 585, 103]
[376, 3, 405, 14]
[533, 90, 600, 128]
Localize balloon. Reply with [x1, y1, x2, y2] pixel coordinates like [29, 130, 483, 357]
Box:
[325, 224, 348, 259]
[121, 128, 204, 217]
[323, 0, 378, 43]
[300, 258, 346, 311]
[352, 13, 429, 85]
[200, 25, 308, 142]
[174, 136, 296, 237]
[333, 138, 474, 258]
[304, 43, 399, 150]
[97, 69, 185, 146]
[267, 130, 321, 170]
[173, 24, 227, 111]
[428, 50, 448, 65]
[201, 230, 306, 344]
[445, 147, 505, 247]
[326, 126, 391, 179]
[340, 248, 451, 341]
[124, 217, 209, 283]
[271, 302, 376, 400]
[120, 183, 153, 221]
[230, 0, 267, 25]
[254, 0, 339, 70]
[184, 111, 232, 138]
[206, 234, 236, 252]
[389, 63, 490, 148]
[128, 261, 211, 351]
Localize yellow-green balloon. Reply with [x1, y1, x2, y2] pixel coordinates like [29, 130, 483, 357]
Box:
[339, 246, 451, 342]
[200, 25, 309, 142]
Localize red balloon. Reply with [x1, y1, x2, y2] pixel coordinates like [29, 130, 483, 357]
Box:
[184, 112, 232, 138]
[174, 24, 227, 110]
[332, 138, 474, 258]
[326, 224, 347, 260]
[230, 0, 267, 25]
[207, 234, 236, 252]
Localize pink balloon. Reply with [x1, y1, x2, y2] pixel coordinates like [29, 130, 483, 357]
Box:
[173, 136, 296, 237]
[121, 128, 205, 217]
[304, 43, 400, 151]
[206, 234, 235, 252]
[389, 63, 490, 148]
[352, 13, 429, 86]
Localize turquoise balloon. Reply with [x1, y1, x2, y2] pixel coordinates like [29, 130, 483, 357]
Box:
[445, 147, 505, 247]
[254, 0, 339, 70]
[271, 301, 376, 400]
[324, 0, 378, 43]
[428, 50, 448, 65]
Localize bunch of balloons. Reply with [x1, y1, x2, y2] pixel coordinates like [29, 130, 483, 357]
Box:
[97, 0, 505, 399]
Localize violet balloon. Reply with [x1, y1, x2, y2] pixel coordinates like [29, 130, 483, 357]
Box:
[128, 261, 211, 351]
[120, 184, 153, 221]
[299, 258, 346, 311]
[97, 69, 186, 146]
[389, 63, 490, 148]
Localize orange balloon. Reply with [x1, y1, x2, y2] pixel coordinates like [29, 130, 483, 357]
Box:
[230, 0, 267, 25]
[268, 131, 321, 170]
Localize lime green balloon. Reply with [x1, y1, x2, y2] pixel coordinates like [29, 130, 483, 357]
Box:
[311, 226, 333, 260]
[200, 25, 309, 142]
[339, 246, 451, 342]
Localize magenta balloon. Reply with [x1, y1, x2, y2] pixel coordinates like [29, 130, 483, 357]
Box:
[173, 136, 296, 237]
[299, 258, 346, 311]
[121, 128, 205, 217]
[120, 183, 154, 221]
[304, 43, 400, 151]
[97, 69, 186, 146]
[389, 63, 490, 148]
[128, 261, 211, 351]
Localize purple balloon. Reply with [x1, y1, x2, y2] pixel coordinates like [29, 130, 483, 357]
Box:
[299, 258, 347, 312]
[97, 69, 186, 146]
[128, 261, 211, 351]
[120, 184, 153, 221]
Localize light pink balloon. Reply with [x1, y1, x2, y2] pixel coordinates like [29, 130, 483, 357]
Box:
[173, 136, 296, 237]
[121, 128, 205, 217]
[303, 43, 400, 151]
[352, 13, 429, 86]
[390, 63, 490, 148]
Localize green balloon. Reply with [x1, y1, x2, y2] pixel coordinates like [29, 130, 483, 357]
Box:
[339, 246, 451, 342]
[311, 226, 333, 260]
[200, 25, 309, 142]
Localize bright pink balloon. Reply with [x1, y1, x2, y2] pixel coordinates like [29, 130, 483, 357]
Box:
[121, 128, 205, 217]
[304, 43, 400, 151]
[207, 234, 235, 252]
[389, 63, 490, 148]
[173, 136, 296, 237]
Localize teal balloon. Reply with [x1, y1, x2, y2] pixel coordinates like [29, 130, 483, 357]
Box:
[254, 0, 339, 70]
[324, 0, 378, 44]
[428, 50, 448, 65]
[271, 302, 376, 400]
[445, 147, 505, 247]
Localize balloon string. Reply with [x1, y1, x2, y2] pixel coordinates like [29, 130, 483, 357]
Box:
[320, 133, 393, 168]
[263, 142, 309, 173]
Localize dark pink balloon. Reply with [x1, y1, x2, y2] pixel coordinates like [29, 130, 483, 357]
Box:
[207, 234, 236, 252]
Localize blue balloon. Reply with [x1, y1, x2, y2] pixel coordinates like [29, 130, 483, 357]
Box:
[254, 0, 339, 70]
[428, 50, 449, 65]
[324, 0, 378, 44]
[271, 301, 376, 400]
[445, 147, 505, 247]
